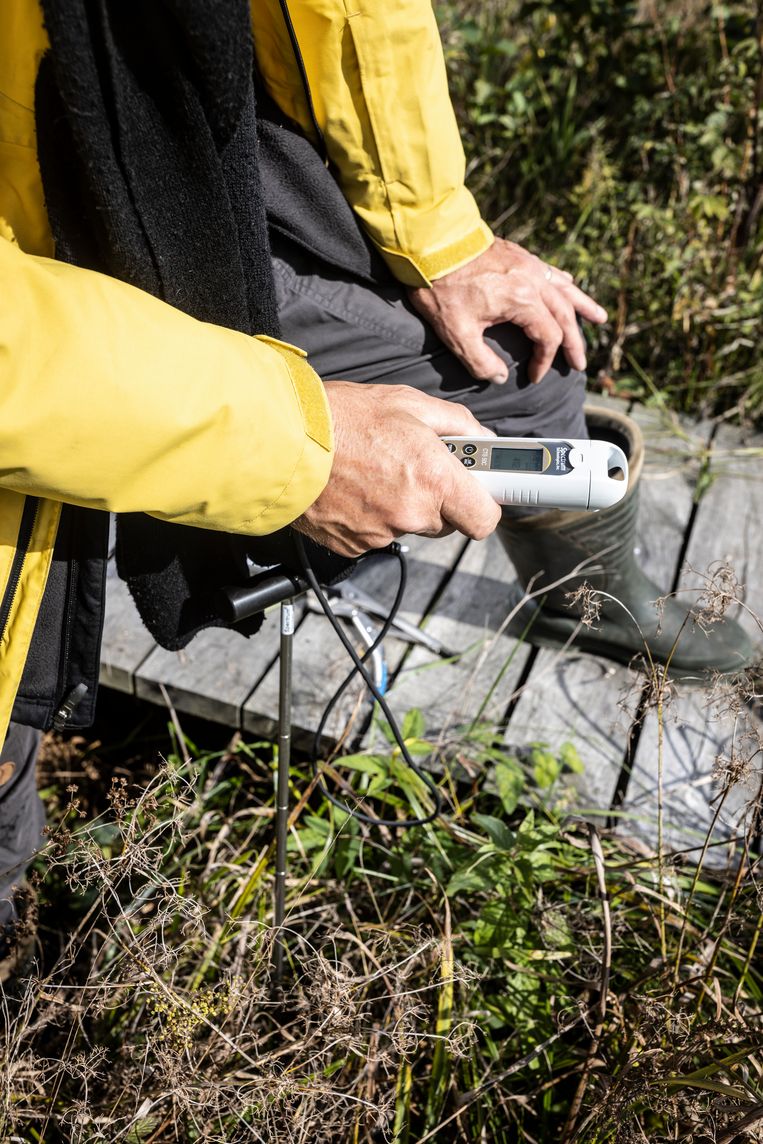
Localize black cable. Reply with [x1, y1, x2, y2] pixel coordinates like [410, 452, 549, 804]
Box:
[294, 533, 443, 829]
[311, 544, 407, 752]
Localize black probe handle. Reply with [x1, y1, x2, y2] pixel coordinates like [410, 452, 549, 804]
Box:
[219, 567, 309, 622]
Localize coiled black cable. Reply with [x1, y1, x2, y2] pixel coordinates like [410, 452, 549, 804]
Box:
[294, 532, 443, 828]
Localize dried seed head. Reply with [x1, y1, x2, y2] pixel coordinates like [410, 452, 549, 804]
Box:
[689, 560, 744, 631]
[639, 662, 677, 713]
[566, 581, 603, 627]
[712, 745, 755, 790]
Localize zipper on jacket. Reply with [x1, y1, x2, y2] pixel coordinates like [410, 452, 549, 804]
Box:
[0, 496, 40, 645]
[278, 0, 328, 161]
[53, 681, 89, 732]
[52, 508, 82, 730]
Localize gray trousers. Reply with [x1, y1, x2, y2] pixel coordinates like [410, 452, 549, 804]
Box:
[0, 722, 43, 932]
[0, 242, 588, 913]
[271, 236, 588, 441]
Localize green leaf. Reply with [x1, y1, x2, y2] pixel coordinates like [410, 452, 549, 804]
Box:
[517, 809, 536, 836]
[125, 1115, 162, 1143]
[495, 38, 518, 58]
[375, 718, 397, 746]
[335, 835, 362, 879]
[559, 741, 584, 775]
[472, 813, 515, 851]
[473, 900, 524, 955]
[403, 737, 434, 758]
[474, 77, 494, 105]
[335, 753, 388, 778]
[87, 822, 122, 851]
[495, 758, 524, 816]
[402, 708, 426, 741]
[530, 746, 560, 789]
[446, 855, 496, 896]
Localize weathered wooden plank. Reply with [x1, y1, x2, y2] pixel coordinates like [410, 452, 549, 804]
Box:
[241, 533, 464, 745]
[99, 556, 157, 695]
[609, 411, 721, 846]
[505, 404, 704, 815]
[680, 424, 763, 641]
[621, 686, 761, 855]
[97, 409, 760, 858]
[626, 425, 763, 848]
[584, 392, 632, 417]
[386, 531, 533, 740]
[134, 603, 291, 729]
[506, 651, 642, 813]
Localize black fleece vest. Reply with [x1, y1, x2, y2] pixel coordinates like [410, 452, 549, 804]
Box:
[33, 0, 283, 656]
[16, 0, 374, 729]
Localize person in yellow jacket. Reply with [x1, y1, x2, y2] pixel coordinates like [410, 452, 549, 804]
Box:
[0, 0, 751, 967]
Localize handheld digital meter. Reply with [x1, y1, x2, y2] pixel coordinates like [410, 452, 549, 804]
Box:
[443, 436, 628, 511]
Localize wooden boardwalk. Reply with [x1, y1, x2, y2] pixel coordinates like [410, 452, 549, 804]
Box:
[100, 399, 763, 850]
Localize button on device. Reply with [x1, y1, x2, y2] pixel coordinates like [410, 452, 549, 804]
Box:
[463, 443, 477, 455]
[446, 442, 457, 453]
[462, 456, 476, 467]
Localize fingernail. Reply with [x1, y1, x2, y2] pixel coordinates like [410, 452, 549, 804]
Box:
[490, 371, 509, 385]
[596, 306, 608, 321]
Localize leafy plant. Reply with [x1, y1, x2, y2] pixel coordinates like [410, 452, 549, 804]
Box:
[2, 705, 760, 1142]
[440, 0, 763, 422]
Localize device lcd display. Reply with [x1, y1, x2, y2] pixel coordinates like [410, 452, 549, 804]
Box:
[490, 446, 544, 472]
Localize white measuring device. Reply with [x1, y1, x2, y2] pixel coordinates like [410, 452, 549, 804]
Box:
[443, 436, 628, 511]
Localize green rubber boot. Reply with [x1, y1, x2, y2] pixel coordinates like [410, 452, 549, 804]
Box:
[499, 405, 754, 676]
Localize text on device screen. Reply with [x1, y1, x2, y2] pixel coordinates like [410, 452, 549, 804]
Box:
[490, 447, 545, 472]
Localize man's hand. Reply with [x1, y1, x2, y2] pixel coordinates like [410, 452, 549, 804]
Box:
[293, 382, 501, 557]
[408, 237, 608, 385]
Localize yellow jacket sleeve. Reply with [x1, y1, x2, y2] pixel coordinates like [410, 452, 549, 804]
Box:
[0, 232, 333, 535]
[253, 0, 493, 286]
[0, 1, 333, 537]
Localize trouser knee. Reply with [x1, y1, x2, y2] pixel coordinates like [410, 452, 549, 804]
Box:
[0, 723, 44, 927]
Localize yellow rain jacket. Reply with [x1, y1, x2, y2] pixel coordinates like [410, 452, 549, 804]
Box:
[0, 0, 493, 739]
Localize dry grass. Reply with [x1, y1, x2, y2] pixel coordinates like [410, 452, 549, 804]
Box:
[1, 630, 761, 1141]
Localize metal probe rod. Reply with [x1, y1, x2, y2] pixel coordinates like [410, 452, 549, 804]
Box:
[272, 599, 295, 981]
